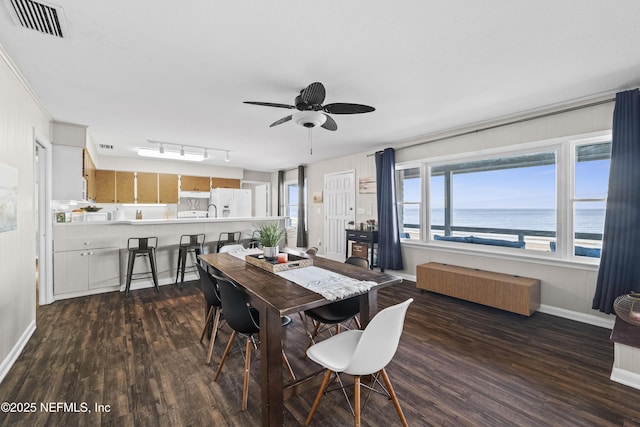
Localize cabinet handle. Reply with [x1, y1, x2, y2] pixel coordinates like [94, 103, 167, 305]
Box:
[359, 235, 368, 238]
[87, 251, 94, 256]
[80, 252, 87, 256]
[84, 241, 91, 245]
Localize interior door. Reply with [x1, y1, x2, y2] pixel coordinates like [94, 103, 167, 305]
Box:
[323, 171, 356, 261]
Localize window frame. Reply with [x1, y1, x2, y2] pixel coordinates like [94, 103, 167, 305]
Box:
[394, 130, 611, 265]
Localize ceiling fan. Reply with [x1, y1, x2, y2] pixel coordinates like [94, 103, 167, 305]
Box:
[243, 82, 375, 131]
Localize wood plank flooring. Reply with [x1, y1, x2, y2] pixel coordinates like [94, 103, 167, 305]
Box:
[1, 280, 640, 426]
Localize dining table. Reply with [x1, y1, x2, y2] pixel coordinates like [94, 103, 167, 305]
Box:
[198, 249, 402, 426]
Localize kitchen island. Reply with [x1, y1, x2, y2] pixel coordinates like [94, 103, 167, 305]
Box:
[52, 216, 285, 300]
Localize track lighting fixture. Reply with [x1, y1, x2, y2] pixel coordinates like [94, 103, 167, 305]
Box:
[141, 140, 231, 163]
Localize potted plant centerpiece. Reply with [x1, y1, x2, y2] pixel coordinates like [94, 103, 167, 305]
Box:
[256, 222, 285, 260]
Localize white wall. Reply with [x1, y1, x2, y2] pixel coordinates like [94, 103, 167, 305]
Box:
[304, 100, 616, 327]
[0, 45, 51, 383]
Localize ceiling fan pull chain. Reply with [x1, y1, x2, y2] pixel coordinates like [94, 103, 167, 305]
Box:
[309, 127, 313, 155]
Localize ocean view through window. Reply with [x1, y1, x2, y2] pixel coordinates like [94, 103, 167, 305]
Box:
[396, 134, 611, 259]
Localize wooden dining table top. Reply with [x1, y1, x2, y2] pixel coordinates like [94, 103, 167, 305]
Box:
[198, 251, 402, 318]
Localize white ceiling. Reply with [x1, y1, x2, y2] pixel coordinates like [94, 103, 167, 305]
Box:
[2, 1, 640, 172]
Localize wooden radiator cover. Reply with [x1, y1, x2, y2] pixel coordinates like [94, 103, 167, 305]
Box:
[416, 262, 540, 316]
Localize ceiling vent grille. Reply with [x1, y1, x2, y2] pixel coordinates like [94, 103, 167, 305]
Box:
[8, 0, 65, 38]
[99, 144, 114, 150]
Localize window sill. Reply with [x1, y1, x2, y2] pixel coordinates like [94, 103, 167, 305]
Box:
[401, 240, 600, 272]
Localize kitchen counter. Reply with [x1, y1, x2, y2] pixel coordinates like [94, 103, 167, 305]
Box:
[55, 216, 278, 226]
[52, 217, 286, 300]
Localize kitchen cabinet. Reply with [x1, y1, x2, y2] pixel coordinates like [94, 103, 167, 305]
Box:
[83, 149, 96, 201]
[53, 225, 121, 297]
[54, 247, 120, 294]
[116, 171, 135, 203]
[211, 177, 241, 189]
[159, 173, 179, 203]
[52, 145, 85, 200]
[137, 172, 158, 203]
[180, 175, 211, 192]
[95, 170, 116, 203]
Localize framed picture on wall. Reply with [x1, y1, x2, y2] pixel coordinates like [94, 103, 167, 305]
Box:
[312, 191, 323, 203]
[359, 177, 376, 194]
[0, 162, 18, 233]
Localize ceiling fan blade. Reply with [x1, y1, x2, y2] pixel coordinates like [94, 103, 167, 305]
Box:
[269, 115, 293, 127]
[244, 101, 296, 109]
[323, 103, 375, 114]
[321, 114, 337, 131]
[301, 82, 326, 106]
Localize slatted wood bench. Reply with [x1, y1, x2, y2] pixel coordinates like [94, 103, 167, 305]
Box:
[416, 262, 540, 316]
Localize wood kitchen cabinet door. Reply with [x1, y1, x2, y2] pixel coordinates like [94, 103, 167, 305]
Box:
[137, 172, 158, 203]
[115, 171, 135, 203]
[180, 175, 211, 192]
[95, 170, 116, 203]
[158, 173, 179, 203]
[211, 177, 241, 189]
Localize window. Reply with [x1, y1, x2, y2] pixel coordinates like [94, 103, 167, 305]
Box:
[571, 140, 611, 258]
[396, 167, 421, 239]
[395, 132, 612, 261]
[429, 151, 557, 251]
[286, 183, 298, 228]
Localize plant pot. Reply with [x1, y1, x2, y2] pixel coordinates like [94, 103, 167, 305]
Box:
[263, 246, 279, 260]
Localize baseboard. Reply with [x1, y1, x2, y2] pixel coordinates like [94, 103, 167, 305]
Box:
[538, 304, 614, 329]
[610, 367, 640, 391]
[0, 319, 36, 385]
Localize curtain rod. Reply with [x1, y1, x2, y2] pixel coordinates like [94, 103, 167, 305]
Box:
[369, 96, 616, 157]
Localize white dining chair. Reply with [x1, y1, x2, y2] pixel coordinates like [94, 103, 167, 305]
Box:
[305, 298, 413, 427]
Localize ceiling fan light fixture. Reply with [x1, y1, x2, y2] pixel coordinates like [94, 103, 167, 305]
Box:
[293, 111, 326, 128]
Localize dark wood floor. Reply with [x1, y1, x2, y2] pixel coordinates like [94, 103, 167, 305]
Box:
[2, 279, 640, 426]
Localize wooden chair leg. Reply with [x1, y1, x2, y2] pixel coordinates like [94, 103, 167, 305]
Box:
[282, 351, 296, 380]
[200, 306, 214, 342]
[380, 368, 408, 427]
[306, 321, 322, 351]
[242, 337, 252, 411]
[305, 369, 333, 426]
[206, 308, 221, 364]
[214, 330, 236, 381]
[354, 375, 361, 427]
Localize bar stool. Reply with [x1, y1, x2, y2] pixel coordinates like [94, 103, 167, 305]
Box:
[125, 237, 159, 294]
[216, 231, 241, 252]
[175, 233, 205, 288]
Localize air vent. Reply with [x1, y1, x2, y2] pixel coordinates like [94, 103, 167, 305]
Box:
[99, 144, 114, 150]
[8, 0, 66, 38]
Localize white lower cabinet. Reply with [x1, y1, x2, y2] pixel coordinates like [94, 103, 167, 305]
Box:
[54, 247, 120, 296]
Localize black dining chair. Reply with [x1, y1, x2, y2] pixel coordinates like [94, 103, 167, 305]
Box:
[302, 256, 370, 351]
[197, 262, 223, 365]
[214, 276, 296, 411]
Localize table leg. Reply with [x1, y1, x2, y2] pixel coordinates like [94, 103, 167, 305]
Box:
[260, 305, 284, 426]
[359, 289, 378, 327]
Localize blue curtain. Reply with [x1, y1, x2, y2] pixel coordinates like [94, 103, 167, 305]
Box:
[375, 148, 404, 270]
[296, 165, 308, 247]
[277, 170, 285, 217]
[592, 89, 640, 314]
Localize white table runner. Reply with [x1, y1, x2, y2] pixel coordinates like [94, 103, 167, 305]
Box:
[225, 247, 264, 259]
[276, 266, 376, 301]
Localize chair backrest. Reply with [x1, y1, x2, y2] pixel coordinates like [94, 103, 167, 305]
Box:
[343, 298, 413, 376]
[216, 276, 260, 334]
[219, 231, 241, 244]
[197, 262, 221, 307]
[219, 244, 245, 253]
[345, 256, 369, 269]
[128, 236, 158, 250]
[181, 233, 205, 247]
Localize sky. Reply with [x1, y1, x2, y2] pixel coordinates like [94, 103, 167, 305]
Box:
[402, 158, 610, 210]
